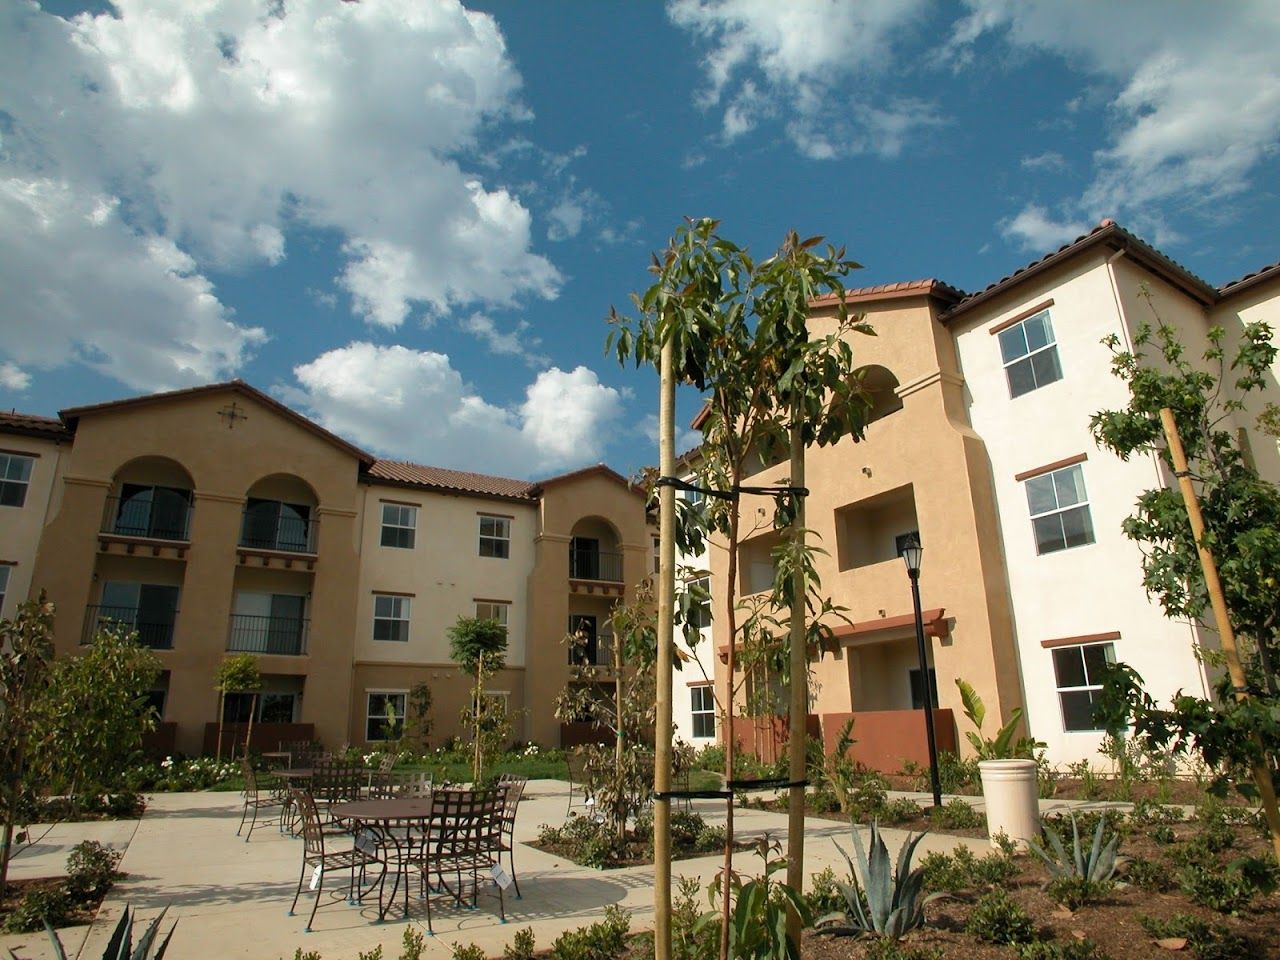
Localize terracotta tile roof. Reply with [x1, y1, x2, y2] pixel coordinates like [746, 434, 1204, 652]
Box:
[1219, 260, 1280, 300]
[941, 219, 1218, 322]
[0, 410, 71, 441]
[810, 278, 966, 307]
[367, 460, 538, 501]
[530, 462, 642, 496]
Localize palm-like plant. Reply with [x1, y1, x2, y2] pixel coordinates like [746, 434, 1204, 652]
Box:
[818, 821, 943, 941]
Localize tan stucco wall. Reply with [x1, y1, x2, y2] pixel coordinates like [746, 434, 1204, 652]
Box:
[29, 387, 364, 754]
[0, 432, 66, 621]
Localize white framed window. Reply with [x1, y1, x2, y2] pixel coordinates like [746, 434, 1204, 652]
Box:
[652, 536, 661, 574]
[1052, 642, 1115, 732]
[690, 685, 715, 739]
[1025, 463, 1095, 555]
[366, 691, 407, 741]
[475, 600, 510, 629]
[373, 594, 411, 642]
[380, 503, 417, 549]
[0, 453, 33, 508]
[998, 309, 1063, 398]
[478, 515, 510, 559]
[0, 565, 9, 615]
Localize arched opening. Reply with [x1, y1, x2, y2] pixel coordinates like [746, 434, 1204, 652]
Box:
[241, 474, 320, 553]
[568, 516, 623, 582]
[107, 456, 195, 541]
[858, 365, 903, 425]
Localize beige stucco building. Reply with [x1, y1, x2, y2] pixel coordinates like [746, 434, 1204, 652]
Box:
[682, 220, 1280, 768]
[3, 381, 650, 756]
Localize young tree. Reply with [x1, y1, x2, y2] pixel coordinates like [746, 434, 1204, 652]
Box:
[214, 653, 261, 760]
[610, 219, 872, 958]
[448, 616, 509, 782]
[1091, 312, 1280, 857]
[34, 624, 160, 815]
[404, 681, 434, 752]
[0, 595, 56, 897]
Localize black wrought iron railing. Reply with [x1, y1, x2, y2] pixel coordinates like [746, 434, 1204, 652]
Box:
[567, 633, 616, 667]
[82, 605, 176, 649]
[239, 512, 316, 553]
[227, 614, 309, 656]
[569, 549, 623, 582]
[102, 495, 192, 541]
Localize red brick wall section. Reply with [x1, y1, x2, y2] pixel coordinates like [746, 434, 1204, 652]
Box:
[729, 714, 821, 765]
[201, 722, 317, 756]
[820, 709, 957, 774]
[141, 722, 177, 758]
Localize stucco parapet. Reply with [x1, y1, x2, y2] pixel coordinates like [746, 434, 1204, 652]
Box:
[895, 370, 964, 399]
[534, 533, 573, 545]
[62, 475, 111, 490]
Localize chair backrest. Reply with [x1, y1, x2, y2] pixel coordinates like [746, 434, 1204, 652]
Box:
[392, 771, 434, 798]
[430, 787, 503, 856]
[498, 776, 526, 838]
[240, 757, 260, 793]
[311, 761, 364, 802]
[281, 740, 327, 767]
[290, 788, 326, 858]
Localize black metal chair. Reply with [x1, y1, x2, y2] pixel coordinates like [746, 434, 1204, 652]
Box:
[237, 757, 285, 842]
[496, 774, 527, 898]
[287, 788, 386, 932]
[411, 786, 506, 934]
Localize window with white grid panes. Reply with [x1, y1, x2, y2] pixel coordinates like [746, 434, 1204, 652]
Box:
[1024, 463, 1095, 555]
[1052, 642, 1115, 731]
[478, 515, 510, 558]
[380, 503, 417, 548]
[690, 685, 715, 738]
[998, 309, 1063, 398]
[0, 453, 33, 508]
[372, 594, 410, 642]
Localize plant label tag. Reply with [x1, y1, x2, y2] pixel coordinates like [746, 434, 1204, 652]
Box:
[491, 865, 512, 889]
[356, 830, 378, 855]
[310, 865, 323, 890]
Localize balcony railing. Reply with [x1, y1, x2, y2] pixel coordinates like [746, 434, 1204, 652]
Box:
[227, 614, 309, 656]
[239, 512, 316, 554]
[569, 549, 623, 582]
[102, 495, 192, 541]
[568, 632, 616, 667]
[82, 605, 176, 649]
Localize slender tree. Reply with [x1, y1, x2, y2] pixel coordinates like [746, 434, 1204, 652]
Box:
[448, 616, 508, 782]
[214, 653, 261, 760]
[609, 219, 873, 957]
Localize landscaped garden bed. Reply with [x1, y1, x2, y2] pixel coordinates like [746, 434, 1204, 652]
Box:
[0, 841, 123, 935]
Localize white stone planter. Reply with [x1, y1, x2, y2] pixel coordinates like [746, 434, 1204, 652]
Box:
[978, 758, 1040, 850]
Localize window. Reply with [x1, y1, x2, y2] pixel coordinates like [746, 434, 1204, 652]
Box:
[1025, 463, 1095, 555]
[0, 453, 33, 508]
[373, 594, 410, 642]
[241, 498, 312, 552]
[1052, 642, 1115, 732]
[909, 668, 938, 709]
[0, 565, 8, 616]
[475, 600, 509, 629]
[652, 536, 661, 574]
[686, 576, 712, 629]
[114, 484, 191, 540]
[690, 685, 715, 739]
[222, 691, 297, 723]
[96, 582, 179, 649]
[479, 515, 510, 558]
[380, 503, 417, 549]
[998, 309, 1063, 398]
[366, 691, 406, 741]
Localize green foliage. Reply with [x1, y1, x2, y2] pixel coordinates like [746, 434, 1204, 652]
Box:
[861, 939, 942, 960]
[448, 615, 510, 783]
[401, 927, 426, 960]
[38, 905, 175, 960]
[449, 945, 484, 960]
[935, 752, 981, 795]
[1122, 855, 1174, 892]
[927, 799, 982, 831]
[818, 718, 861, 813]
[818, 822, 940, 941]
[964, 889, 1036, 945]
[1176, 862, 1254, 914]
[3, 885, 73, 933]
[698, 835, 811, 960]
[1227, 853, 1279, 894]
[1029, 813, 1121, 890]
[805, 866, 845, 917]
[671, 876, 710, 960]
[402, 681, 433, 751]
[955, 678, 1041, 759]
[537, 814, 630, 868]
[549, 904, 630, 960]
[880, 798, 922, 826]
[65, 841, 122, 901]
[356, 948, 383, 960]
[1015, 939, 1111, 960]
[1044, 875, 1112, 911]
[920, 844, 1017, 894]
[1139, 913, 1250, 960]
[501, 927, 536, 960]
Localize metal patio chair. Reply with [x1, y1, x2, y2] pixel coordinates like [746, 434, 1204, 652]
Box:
[237, 757, 285, 842]
[287, 789, 386, 932]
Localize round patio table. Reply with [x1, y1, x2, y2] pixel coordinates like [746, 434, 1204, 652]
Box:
[330, 797, 438, 921]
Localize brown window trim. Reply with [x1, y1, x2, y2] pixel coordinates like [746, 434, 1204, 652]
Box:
[477, 511, 514, 520]
[989, 299, 1055, 336]
[686, 678, 713, 687]
[0, 447, 39, 459]
[1015, 452, 1088, 483]
[473, 597, 511, 606]
[373, 590, 416, 598]
[379, 498, 420, 508]
[1041, 631, 1120, 650]
[0, 559, 16, 566]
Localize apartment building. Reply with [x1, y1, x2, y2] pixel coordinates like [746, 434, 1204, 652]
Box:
[690, 221, 1280, 767]
[3, 380, 650, 756]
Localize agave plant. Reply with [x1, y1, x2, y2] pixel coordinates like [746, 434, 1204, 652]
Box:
[818, 821, 943, 941]
[40, 906, 176, 960]
[1029, 813, 1121, 882]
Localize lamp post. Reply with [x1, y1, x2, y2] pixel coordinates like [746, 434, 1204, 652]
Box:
[902, 537, 942, 808]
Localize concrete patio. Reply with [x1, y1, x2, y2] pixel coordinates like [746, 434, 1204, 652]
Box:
[1, 782, 1121, 960]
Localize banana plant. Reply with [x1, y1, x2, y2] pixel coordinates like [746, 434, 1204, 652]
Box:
[955, 678, 1042, 760]
[818, 821, 943, 941]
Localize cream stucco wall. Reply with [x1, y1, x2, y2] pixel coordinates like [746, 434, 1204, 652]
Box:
[0, 432, 66, 621]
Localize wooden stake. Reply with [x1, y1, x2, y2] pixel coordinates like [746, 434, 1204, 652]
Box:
[653, 335, 676, 960]
[784, 415, 807, 941]
[1160, 407, 1280, 860]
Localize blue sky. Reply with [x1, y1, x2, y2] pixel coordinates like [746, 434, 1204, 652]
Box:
[3, 0, 1279, 479]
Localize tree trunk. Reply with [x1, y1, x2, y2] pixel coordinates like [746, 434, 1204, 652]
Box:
[244, 692, 258, 759]
[1, 809, 16, 897]
[216, 689, 226, 761]
[652, 335, 676, 960]
[784, 418, 807, 942]
[720, 465, 742, 960]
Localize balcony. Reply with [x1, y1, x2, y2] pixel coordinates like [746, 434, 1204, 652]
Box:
[82, 605, 176, 650]
[102, 494, 192, 541]
[238, 500, 318, 569]
[227, 614, 309, 656]
[568, 632, 615, 668]
[569, 547, 623, 582]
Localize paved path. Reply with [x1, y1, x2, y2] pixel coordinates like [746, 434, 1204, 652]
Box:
[1, 781, 1149, 960]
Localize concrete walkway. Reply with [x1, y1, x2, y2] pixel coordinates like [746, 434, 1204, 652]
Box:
[1, 782, 1149, 960]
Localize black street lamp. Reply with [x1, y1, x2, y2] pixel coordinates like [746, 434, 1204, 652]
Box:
[902, 537, 942, 808]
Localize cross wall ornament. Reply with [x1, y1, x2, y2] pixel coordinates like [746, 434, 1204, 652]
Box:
[217, 401, 248, 429]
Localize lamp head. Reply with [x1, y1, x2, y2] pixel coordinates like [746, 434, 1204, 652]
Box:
[901, 536, 923, 576]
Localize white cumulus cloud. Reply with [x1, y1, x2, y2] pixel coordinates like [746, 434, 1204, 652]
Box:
[668, 0, 936, 157]
[0, 0, 561, 386]
[282, 343, 623, 476]
[998, 204, 1088, 253]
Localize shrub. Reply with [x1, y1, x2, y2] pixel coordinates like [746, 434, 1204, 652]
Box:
[806, 866, 845, 917]
[450, 945, 485, 960]
[1044, 875, 1113, 910]
[65, 840, 122, 902]
[1151, 824, 1176, 845]
[965, 889, 1036, 945]
[549, 905, 630, 960]
[1177, 863, 1254, 915]
[1139, 914, 1250, 960]
[928, 799, 982, 830]
[1122, 856, 1173, 892]
[502, 928, 536, 960]
[862, 939, 943, 960]
[1015, 938, 1111, 960]
[2, 885, 73, 933]
[1227, 854, 1279, 894]
[881, 797, 923, 825]
[936, 751, 980, 794]
[401, 927, 426, 960]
